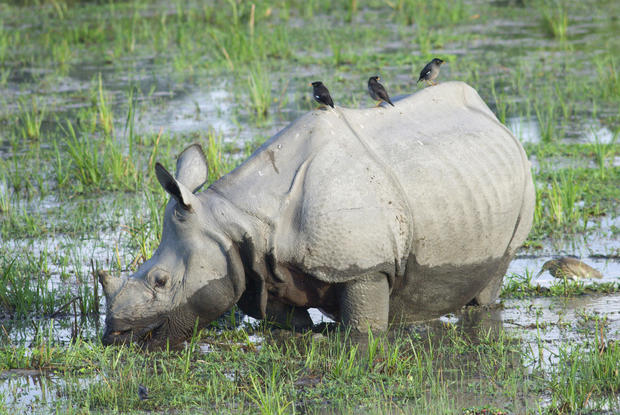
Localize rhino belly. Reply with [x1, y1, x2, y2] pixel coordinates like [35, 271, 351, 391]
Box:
[388, 253, 511, 322]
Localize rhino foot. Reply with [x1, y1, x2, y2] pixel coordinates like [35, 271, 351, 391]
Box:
[472, 255, 511, 306]
[340, 273, 389, 332]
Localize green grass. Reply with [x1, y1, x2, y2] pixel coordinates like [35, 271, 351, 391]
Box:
[0, 175, 10, 214]
[533, 97, 561, 143]
[247, 64, 272, 123]
[501, 272, 620, 299]
[547, 326, 619, 412]
[530, 0, 569, 41]
[0, 254, 71, 317]
[524, 141, 619, 242]
[16, 97, 46, 140]
[592, 132, 617, 179]
[0, 320, 617, 413]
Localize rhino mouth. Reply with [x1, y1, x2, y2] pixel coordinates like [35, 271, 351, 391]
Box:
[103, 321, 165, 346]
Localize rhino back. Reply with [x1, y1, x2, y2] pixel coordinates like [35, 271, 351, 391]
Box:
[341, 81, 530, 268]
[210, 82, 531, 290]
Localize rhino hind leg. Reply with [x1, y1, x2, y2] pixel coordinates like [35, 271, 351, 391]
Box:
[471, 255, 511, 306]
[339, 273, 389, 332]
[265, 301, 313, 331]
[475, 176, 535, 306]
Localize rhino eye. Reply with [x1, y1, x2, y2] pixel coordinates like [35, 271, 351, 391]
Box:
[173, 208, 186, 221]
[153, 273, 168, 289]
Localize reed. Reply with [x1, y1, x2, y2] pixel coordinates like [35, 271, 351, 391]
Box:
[534, 0, 569, 41]
[17, 97, 46, 140]
[247, 64, 272, 123]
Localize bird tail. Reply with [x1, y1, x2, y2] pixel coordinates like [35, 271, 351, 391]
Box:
[387, 98, 394, 106]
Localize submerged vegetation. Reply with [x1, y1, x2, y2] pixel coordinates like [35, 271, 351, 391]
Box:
[1, 315, 619, 414]
[0, 0, 618, 412]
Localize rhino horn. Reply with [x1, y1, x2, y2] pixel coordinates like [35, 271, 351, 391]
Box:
[98, 270, 123, 298]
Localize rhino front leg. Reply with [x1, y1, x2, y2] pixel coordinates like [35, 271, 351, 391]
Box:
[265, 301, 313, 330]
[339, 273, 389, 332]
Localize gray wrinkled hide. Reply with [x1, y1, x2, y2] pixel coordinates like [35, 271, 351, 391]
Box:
[101, 82, 534, 345]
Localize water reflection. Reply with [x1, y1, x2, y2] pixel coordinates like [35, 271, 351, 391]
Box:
[507, 116, 616, 144]
[0, 370, 52, 410]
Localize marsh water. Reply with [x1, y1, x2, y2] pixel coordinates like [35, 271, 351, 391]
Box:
[0, 0, 619, 413]
[2, 292, 619, 413]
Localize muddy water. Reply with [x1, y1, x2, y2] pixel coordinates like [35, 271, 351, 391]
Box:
[507, 117, 617, 145]
[3, 293, 618, 413]
[0, 369, 96, 413]
[503, 294, 620, 365]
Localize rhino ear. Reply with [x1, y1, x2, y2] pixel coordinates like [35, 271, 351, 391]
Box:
[175, 144, 208, 193]
[155, 162, 198, 211]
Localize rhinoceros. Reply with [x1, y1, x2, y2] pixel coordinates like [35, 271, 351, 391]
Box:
[99, 81, 535, 347]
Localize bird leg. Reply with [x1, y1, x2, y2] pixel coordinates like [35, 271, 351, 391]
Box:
[375, 101, 382, 107]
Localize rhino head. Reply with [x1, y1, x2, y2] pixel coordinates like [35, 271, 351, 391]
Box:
[100, 144, 246, 347]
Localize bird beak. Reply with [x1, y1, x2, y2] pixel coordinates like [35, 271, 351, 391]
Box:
[308, 83, 312, 86]
[534, 270, 544, 279]
[377, 77, 380, 80]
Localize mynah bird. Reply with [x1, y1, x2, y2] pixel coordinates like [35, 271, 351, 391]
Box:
[417, 58, 445, 86]
[368, 76, 394, 107]
[310, 81, 334, 108]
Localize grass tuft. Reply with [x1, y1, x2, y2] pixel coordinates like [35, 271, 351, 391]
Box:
[247, 64, 272, 123]
[17, 97, 46, 140]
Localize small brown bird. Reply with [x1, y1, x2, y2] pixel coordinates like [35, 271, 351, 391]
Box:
[367, 76, 394, 107]
[417, 58, 445, 86]
[535, 257, 604, 280]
